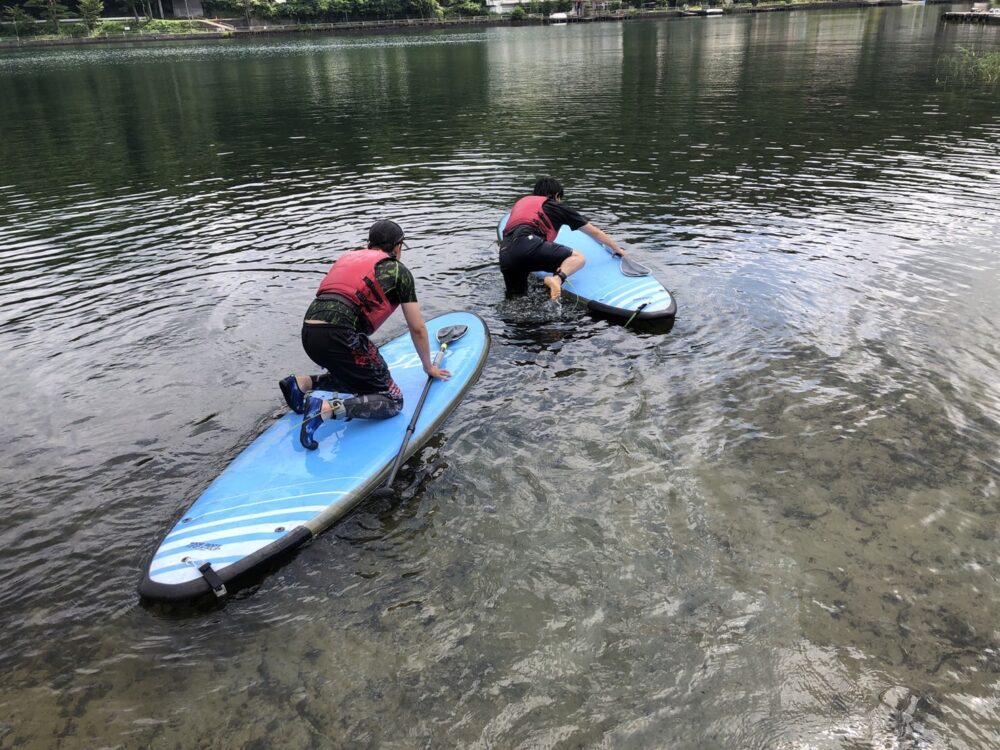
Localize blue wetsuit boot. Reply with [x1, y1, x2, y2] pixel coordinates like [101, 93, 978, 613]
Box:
[279, 375, 306, 414]
[300, 397, 346, 450]
[300, 396, 324, 450]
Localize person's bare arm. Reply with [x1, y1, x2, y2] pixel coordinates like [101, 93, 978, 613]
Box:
[401, 302, 450, 380]
[580, 223, 627, 256]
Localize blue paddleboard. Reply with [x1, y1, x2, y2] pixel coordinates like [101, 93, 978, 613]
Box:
[140, 311, 490, 602]
[497, 214, 677, 327]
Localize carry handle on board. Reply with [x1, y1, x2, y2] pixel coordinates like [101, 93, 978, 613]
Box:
[601, 243, 651, 277]
[370, 324, 469, 500]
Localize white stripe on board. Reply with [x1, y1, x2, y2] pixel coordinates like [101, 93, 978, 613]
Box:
[151, 538, 303, 581]
[187, 476, 367, 513]
[592, 278, 635, 302]
[184, 487, 356, 523]
[603, 291, 670, 310]
[156, 522, 306, 555]
[604, 281, 666, 308]
[164, 505, 329, 541]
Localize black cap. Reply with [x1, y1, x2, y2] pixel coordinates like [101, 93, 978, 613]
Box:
[367, 220, 405, 252]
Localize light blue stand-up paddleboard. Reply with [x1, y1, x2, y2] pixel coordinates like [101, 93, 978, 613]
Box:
[140, 311, 490, 603]
[498, 214, 677, 330]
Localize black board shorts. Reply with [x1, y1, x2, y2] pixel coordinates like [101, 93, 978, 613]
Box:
[301, 322, 395, 395]
[499, 232, 574, 296]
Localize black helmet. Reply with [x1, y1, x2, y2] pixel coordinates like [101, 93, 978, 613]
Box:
[367, 220, 405, 253]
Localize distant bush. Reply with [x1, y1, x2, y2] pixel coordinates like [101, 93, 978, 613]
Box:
[142, 19, 174, 32]
[938, 48, 1000, 86]
[94, 19, 127, 34]
[2, 19, 43, 37]
[509, 4, 526, 18]
[444, 0, 482, 15]
[141, 18, 205, 33]
[60, 22, 88, 36]
[982, 52, 1000, 83]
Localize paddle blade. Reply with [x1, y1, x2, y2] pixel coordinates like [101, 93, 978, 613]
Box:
[620, 255, 651, 277]
[601, 243, 651, 277]
[369, 486, 396, 500]
[436, 324, 468, 344]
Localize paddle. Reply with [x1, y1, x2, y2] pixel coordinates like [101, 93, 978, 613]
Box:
[370, 324, 468, 500]
[602, 244, 651, 277]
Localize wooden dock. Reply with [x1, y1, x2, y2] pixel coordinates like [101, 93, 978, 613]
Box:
[942, 10, 1000, 25]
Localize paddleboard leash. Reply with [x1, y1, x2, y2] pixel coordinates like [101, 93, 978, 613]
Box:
[624, 301, 650, 329]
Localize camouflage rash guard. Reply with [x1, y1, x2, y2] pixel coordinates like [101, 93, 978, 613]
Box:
[304, 256, 418, 330]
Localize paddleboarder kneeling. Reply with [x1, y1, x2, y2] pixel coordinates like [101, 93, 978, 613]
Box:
[280, 220, 450, 451]
[500, 176, 630, 301]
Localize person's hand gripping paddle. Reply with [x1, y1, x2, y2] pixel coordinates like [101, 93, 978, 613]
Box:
[370, 324, 468, 499]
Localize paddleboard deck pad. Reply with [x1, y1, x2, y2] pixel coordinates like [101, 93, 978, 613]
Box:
[140, 311, 490, 602]
[498, 214, 676, 327]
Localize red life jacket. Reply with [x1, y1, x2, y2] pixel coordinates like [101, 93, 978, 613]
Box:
[505, 195, 558, 242]
[316, 249, 398, 334]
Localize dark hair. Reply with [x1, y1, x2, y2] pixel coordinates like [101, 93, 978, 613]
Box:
[367, 219, 405, 253]
[532, 177, 564, 200]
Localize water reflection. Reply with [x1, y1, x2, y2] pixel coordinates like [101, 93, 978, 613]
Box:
[1, 6, 999, 748]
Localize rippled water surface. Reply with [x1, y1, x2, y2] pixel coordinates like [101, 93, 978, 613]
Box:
[2, 8, 999, 748]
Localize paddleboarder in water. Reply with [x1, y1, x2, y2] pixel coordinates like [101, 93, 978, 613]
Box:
[500, 176, 631, 300]
[280, 220, 450, 450]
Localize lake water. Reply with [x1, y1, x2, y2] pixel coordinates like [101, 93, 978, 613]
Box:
[1, 7, 999, 748]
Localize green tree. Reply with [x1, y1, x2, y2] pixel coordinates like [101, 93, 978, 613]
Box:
[25, 0, 69, 32]
[3, 4, 32, 40]
[79, 0, 104, 29]
[407, 0, 439, 18]
[227, 0, 282, 24]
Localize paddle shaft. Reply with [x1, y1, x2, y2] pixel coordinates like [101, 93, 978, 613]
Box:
[376, 347, 445, 493]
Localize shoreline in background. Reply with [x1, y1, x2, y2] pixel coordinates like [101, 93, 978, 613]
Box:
[0, 0, 956, 51]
